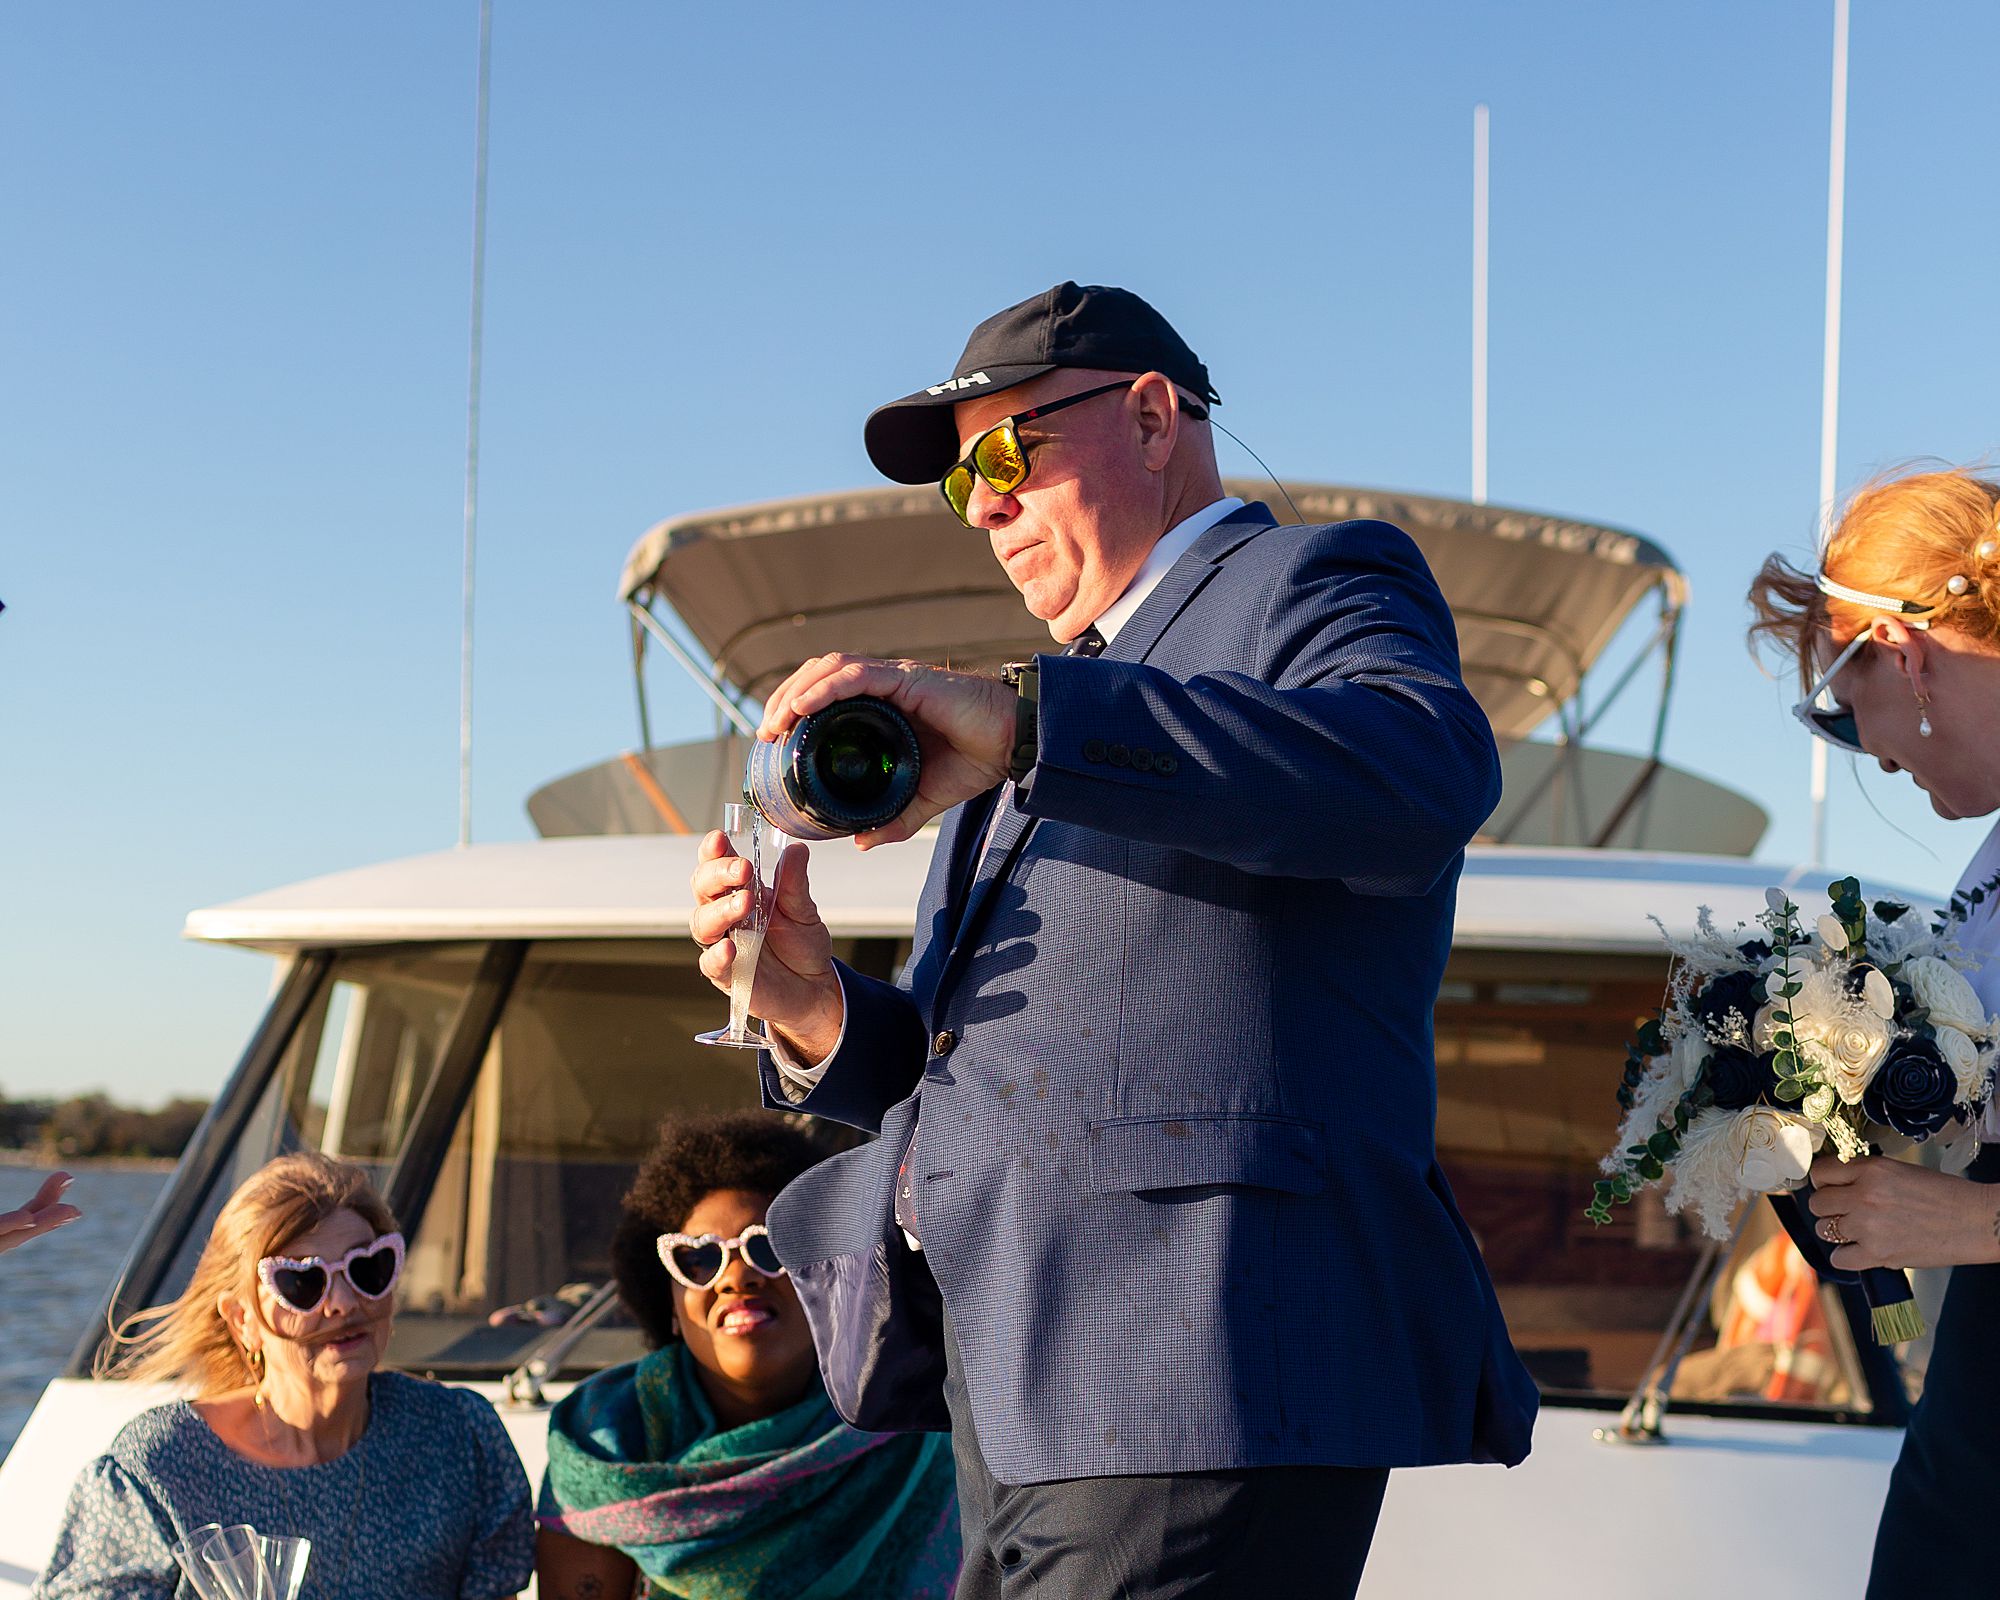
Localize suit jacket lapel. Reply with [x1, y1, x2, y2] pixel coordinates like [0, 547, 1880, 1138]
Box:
[931, 504, 1277, 1007]
[934, 792, 990, 911]
[1103, 502, 1273, 666]
[953, 789, 1031, 932]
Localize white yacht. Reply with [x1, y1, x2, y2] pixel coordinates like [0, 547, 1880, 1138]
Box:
[0, 484, 1918, 1596]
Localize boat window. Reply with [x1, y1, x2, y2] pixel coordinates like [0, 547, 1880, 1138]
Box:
[149, 946, 486, 1308]
[1435, 949, 1891, 1420]
[138, 937, 894, 1381]
[377, 938, 885, 1377]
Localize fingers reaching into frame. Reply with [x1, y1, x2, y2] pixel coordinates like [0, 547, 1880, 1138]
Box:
[0, 1173, 81, 1256]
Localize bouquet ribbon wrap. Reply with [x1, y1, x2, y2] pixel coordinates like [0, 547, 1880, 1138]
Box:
[1769, 1185, 1926, 1345]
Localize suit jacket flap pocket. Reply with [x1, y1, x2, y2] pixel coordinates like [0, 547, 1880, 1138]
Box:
[1085, 1114, 1325, 1195]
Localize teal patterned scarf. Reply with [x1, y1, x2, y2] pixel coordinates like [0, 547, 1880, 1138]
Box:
[538, 1346, 959, 1599]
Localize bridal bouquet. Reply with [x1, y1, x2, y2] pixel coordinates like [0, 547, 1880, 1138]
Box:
[1589, 877, 2000, 1343]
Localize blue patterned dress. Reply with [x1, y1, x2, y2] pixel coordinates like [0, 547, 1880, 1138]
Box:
[32, 1371, 533, 1600]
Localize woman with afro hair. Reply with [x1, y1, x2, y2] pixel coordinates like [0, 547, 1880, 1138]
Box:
[536, 1111, 959, 1599]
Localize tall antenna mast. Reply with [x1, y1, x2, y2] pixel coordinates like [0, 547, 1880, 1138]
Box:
[1472, 103, 1490, 505]
[458, 0, 494, 849]
[1811, 0, 1849, 866]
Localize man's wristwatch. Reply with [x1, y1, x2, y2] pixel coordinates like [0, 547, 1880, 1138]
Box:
[1000, 659, 1039, 784]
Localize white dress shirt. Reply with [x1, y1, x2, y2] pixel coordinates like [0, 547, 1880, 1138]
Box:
[767, 496, 1247, 1099]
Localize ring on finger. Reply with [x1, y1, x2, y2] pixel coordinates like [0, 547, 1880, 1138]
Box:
[1821, 1216, 1848, 1247]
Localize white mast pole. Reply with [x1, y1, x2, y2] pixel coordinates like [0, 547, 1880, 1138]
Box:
[1472, 103, 1490, 506]
[458, 0, 494, 849]
[1812, 0, 1849, 866]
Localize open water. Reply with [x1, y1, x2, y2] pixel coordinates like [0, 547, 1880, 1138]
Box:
[0, 1164, 169, 1462]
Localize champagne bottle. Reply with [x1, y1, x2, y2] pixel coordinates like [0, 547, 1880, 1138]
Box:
[744, 696, 922, 840]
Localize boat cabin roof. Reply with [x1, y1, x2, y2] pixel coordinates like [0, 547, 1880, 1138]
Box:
[618, 481, 1684, 743]
[182, 836, 1913, 955]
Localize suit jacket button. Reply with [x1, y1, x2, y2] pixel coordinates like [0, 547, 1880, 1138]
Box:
[1130, 748, 1153, 772]
[1082, 738, 1107, 763]
[932, 1030, 956, 1056]
[1107, 743, 1130, 767]
[1155, 753, 1179, 776]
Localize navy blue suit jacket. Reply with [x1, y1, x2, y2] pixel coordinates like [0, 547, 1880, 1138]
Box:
[764, 505, 1538, 1484]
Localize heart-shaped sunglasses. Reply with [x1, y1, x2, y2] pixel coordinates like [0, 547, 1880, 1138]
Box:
[656, 1224, 786, 1291]
[257, 1232, 405, 1313]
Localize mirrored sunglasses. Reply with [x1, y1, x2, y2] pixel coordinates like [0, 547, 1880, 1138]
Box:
[656, 1223, 786, 1290]
[257, 1232, 405, 1313]
[940, 380, 1208, 526]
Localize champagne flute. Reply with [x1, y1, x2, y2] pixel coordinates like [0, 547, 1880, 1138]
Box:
[696, 802, 772, 1049]
[194, 1525, 268, 1600]
[260, 1534, 312, 1600]
[169, 1523, 228, 1600]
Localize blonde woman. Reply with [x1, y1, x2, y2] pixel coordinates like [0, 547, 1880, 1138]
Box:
[1750, 465, 2000, 1600]
[33, 1152, 532, 1599]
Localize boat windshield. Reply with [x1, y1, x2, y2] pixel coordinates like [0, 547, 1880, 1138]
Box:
[126, 938, 885, 1381]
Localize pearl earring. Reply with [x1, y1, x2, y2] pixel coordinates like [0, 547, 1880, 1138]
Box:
[1918, 695, 1934, 738]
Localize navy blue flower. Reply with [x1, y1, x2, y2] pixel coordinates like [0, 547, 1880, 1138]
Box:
[1862, 1037, 1957, 1139]
[1692, 970, 1764, 1036]
[1705, 1045, 1778, 1111]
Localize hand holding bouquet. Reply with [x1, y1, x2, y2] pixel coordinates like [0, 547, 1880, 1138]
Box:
[1590, 877, 2000, 1343]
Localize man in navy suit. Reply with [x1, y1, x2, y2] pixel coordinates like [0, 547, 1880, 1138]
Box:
[690, 282, 1536, 1597]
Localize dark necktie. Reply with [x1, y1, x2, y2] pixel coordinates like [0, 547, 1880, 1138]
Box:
[969, 624, 1105, 874]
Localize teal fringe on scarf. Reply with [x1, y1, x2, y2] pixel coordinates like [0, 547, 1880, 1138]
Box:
[538, 1345, 959, 1599]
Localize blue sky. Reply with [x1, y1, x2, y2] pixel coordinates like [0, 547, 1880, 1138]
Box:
[5, 1, 1997, 1101]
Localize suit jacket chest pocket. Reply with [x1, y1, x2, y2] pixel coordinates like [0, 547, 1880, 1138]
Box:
[1085, 1114, 1325, 1196]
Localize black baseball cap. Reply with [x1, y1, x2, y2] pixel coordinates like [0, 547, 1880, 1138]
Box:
[864, 281, 1220, 485]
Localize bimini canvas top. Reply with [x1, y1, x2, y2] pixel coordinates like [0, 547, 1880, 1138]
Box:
[618, 480, 1686, 743]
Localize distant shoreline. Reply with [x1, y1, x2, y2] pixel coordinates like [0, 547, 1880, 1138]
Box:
[0, 1149, 178, 1174]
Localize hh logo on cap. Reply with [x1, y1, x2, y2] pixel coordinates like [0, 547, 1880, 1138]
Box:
[925, 371, 991, 396]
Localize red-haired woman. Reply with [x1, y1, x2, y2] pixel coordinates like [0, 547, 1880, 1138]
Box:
[1750, 465, 2000, 1599]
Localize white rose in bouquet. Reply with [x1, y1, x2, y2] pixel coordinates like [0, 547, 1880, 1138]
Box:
[1729, 1106, 1823, 1192]
[1788, 968, 1890, 1103]
[1904, 957, 1988, 1038]
[1932, 1024, 1987, 1102]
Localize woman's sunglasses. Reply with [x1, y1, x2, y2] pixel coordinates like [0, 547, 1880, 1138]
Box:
[1791, 630, 1869, 754]
[939, 380, 1209, 526]
[257, 1232, 405, 1313]
[1792, 574, 1939, 755]
[656, 1223, 786, 1291]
